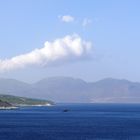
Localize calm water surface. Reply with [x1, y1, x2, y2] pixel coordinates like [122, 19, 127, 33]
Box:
[0, 103, 140, 140]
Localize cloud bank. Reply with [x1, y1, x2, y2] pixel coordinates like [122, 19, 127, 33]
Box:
[59, 15, 74, 22]
[0, 34, 92, 72]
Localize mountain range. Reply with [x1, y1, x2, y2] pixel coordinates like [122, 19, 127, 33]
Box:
[0, 77, 140, 103]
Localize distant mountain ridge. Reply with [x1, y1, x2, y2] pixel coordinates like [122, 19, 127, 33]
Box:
[1, 77, 140, 103]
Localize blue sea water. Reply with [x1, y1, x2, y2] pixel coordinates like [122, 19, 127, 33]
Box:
[0, 104, 140, 140]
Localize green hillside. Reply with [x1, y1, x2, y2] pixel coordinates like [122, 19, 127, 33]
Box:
[0, 95, 54, 106]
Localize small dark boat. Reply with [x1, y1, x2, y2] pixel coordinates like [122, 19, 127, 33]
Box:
[63, 109, 69, 112]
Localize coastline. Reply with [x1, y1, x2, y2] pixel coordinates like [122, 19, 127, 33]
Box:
[0, 106, 18, 110]
[0, 103, 53, 110]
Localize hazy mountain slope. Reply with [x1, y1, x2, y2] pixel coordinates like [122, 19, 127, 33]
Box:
[0, 78, 41, 98]
[33, 77, 89, 102]
[0, 78, 31, 95]
[89, 78, 140, 103]
[1, 77, 140, 103]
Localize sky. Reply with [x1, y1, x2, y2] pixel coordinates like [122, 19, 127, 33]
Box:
[0, 0, 140, 83]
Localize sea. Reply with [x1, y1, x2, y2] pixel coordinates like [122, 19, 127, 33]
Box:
[0, 103, 140, 140]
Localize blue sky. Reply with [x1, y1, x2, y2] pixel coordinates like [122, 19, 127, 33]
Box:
[0, 0, 140, 82]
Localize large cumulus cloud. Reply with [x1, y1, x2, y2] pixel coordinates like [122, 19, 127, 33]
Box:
[0, 34, 92, 72]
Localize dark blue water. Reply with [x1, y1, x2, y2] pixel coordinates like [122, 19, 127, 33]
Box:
[0, 104, 140, 140]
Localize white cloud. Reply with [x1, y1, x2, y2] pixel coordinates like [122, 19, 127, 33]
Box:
[82, 18, 92, 27]
[0, 34, 92, 72]
[59, 15, 75, 22]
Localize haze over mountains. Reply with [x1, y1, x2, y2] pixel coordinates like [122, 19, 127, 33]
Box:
[0, 77, 140, 103]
